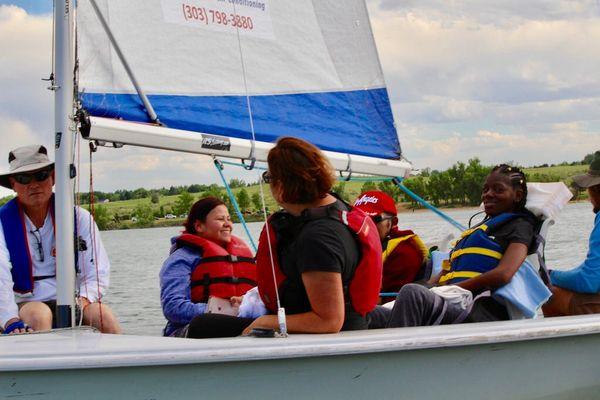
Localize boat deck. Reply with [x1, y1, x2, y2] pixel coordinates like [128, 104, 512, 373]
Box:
[2, 314, 600, 371]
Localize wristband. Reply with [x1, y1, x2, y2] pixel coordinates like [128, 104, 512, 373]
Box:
[3, 320, 27, 334]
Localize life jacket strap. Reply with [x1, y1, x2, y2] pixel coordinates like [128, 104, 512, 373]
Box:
[195, 255, 255, 264]
[190, 276, 257, 289]
[450, 247, 503, 262]
[438, 271, 481, 284]
[33, 275, 56, 281]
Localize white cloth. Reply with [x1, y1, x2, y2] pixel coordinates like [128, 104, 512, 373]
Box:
[237, 287, 267, 319]
[0, 206, 110, 327]
[429, 285, 474, 311]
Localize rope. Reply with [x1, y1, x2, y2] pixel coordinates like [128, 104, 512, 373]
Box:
[87, 143, 105, 331]
[392, 177, 467, 232]
[255, 161, 287, 335]
[213, 159, 257, 252]
[74, 134, 86, 327]
[231, 1, 257, 169]
[336, 176, 393, 182]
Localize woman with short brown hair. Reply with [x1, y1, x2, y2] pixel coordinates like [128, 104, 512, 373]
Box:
[265, 136, 335, 204]
[248, 137, 382, 334]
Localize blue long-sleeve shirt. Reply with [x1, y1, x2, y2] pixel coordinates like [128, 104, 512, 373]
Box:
[159, 244, 207, 336]
[551, 212, 600, 293]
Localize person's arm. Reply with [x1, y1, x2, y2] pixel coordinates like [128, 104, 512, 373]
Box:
[550, 217, 600, 293]
[243, 270, 345, 334]
[159, 251, 206, 324]
[456, 242, 528, 294]
[0, 223, 20, 331]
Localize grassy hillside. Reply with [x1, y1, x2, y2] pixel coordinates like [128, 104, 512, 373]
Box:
[524, 165, 587, 184]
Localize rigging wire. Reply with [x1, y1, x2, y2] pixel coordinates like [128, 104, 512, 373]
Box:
[230, 2, 287, 336]
[74, 131, 86, 327]
[231, 2, 258, 169]
[87, 142, 105, 331]
[213, 158, 257, 252]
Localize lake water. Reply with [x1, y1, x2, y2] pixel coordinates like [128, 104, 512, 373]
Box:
[101, 202, 595, 336]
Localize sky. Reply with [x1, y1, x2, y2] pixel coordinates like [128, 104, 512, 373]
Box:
[1, 0, 599, 197]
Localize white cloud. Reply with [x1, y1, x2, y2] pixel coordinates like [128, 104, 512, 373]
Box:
[400, 122, 600, 170]
[2, 2, 600, 200]
[368, 1, 600, 170]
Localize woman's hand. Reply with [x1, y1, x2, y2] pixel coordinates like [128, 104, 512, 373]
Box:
[241, 315, 277, 336]
[229, 296, 243, 307]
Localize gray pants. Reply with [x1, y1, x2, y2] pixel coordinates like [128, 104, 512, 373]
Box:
[368, 284, 465, 328]
[368, 284, 509, 328]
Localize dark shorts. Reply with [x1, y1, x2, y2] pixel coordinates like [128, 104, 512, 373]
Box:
[569, 292, 600, 315]
[170, 314, 255, 339]
[19, 300, 82, 328]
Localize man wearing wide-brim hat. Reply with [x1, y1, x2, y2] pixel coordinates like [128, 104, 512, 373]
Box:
[0, 145, 121, 334]
[543, 151, 600, 317]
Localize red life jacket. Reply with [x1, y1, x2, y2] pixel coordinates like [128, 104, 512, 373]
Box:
[255, 204, 382, 317]
[175, 234, 257, 303]
[381, 228, 429, 292]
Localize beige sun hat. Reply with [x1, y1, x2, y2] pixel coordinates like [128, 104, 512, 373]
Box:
[572, 151, 600, 189]
[0, 145, 54, 189]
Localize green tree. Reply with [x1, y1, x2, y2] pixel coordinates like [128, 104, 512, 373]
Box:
[447, 161, 466, 205]
[174, 191, 195, 216]
[132, 188, 149, 199]
[377, 181, 400, 202]
[236, 188, 250, 211]
[203, 184, 224, 200]
[332, 182, 350, 202]
[229, 178, 245, 189]
[427, 171, 447, 206]
[402, 176, 427, 208]
[89, 204, 113, 231]
[133, 203, 154, 227]
[463, 158, 491, 205]
[150, 192, 160, 204]
[360, 180, 378, 193]
[583, 153, 596, 165]
[251, 192, 262, 211]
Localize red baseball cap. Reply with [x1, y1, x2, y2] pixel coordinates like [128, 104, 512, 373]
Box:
[353, 191, 397, 216]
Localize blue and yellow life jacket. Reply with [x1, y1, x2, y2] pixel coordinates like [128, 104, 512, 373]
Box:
[438, 213, 526, 285]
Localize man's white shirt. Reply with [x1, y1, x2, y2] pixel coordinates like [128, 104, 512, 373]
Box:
[0, 206, 110, 327]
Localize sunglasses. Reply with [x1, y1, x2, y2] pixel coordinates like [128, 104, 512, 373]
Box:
[372, 214, 398, 225]
[12, 168, 53, 185]
[262, 170, 273, 184]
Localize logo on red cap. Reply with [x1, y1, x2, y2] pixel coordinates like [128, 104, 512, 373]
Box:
[353, 191, 397, 216]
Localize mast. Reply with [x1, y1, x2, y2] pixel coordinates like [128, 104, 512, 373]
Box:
[54, 0, 76, 328]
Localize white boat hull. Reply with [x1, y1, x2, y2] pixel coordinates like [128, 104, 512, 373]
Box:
[2, 315, 600, 399]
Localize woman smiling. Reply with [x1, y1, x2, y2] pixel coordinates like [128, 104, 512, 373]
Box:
[383, 164, 541, 327]
[159, 197, 257, 338]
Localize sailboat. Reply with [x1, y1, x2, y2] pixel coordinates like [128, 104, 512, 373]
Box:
[2, 1, 600, 399]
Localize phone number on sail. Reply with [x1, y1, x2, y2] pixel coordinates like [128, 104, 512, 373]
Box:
[181, 4, 254, 30]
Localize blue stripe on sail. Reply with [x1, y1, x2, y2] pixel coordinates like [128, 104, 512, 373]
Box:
[80, 89, 401, 159]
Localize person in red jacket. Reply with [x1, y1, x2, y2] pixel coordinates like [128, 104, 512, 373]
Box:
[353, 191, 429, 294]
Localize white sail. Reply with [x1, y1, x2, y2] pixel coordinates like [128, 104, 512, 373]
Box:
[76, 0, 411, 176]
